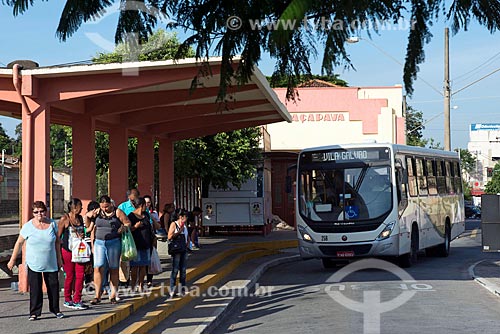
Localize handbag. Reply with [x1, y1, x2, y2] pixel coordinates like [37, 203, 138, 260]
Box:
[121, 227, 138, 261]
[72, 239, 91, 263]
[168, 224, 187, 255]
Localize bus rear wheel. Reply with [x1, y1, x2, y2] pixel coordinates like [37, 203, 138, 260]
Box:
[435, 223, 451, 257]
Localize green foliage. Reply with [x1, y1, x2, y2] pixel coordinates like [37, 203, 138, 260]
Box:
[50, 125, 72, 168]
[266, 74, 348, 88]
[457, 149, 475, 175]
[93, 30, 194, 63]
[7, 0, 500, 98]
[405, 106, 426, 147]
[485, 163, 500, 194]
[0, 123, 13, 153]
[174, 127, 262, 194]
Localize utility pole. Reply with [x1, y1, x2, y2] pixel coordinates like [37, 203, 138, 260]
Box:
[444, 27, 451, 151]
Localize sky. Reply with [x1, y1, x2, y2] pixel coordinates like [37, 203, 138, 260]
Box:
[1, 2, 500, 150]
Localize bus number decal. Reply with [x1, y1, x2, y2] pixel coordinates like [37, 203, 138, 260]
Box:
[321, 235, 328, 241]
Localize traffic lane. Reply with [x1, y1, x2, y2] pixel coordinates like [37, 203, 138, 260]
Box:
[213, 235, 500, 334]
[465, 217, 481, 232]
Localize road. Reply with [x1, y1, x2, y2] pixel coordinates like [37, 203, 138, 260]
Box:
[213, 218, 500, 334]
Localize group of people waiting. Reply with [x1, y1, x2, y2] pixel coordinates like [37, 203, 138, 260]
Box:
[7, 188, 204, 321]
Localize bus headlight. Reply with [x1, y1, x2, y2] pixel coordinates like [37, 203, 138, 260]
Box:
[298, 225, 315, 243]
[377, 221, 396, 241]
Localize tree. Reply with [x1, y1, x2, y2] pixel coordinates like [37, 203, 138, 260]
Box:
[0, 123, 13, 153]
[50, 125, 72, 168]
[485, 163, 500, 194]
[267, 74, 348, 88]
[174, 128, 262, 197]
[5, 1, 500, 99]
[457, 149, 475, 177]
[405, 106, 426, 147]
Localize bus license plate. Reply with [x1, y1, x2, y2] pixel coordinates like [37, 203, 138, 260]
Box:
[337, 251, 355, 257]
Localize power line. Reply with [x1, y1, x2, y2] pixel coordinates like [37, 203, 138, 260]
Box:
[453, 66, 500, 96]
[453, 50, 500, 84]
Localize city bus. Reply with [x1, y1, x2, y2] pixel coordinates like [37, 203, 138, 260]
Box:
[294, 143, 465, 268]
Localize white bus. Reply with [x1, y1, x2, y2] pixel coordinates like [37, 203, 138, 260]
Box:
[294, 143, 465, 268]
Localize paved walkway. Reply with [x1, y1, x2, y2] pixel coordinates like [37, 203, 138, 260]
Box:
[471, 257, 500, 297]
[0, 229, 298, 334]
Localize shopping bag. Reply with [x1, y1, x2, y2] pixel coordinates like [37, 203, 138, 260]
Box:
[121, 228, 138, 261]
[148, 247, 162, 274]
[72, 240, 91, 263]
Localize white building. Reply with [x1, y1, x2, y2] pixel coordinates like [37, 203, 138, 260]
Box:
[467, 123, 500, 199]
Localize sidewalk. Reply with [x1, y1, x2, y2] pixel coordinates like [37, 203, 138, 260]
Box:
[0, 229, 298, 334]
[471, 258, 500, 297]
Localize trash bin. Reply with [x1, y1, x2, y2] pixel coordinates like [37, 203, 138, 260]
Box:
[481, 194, 500, 252]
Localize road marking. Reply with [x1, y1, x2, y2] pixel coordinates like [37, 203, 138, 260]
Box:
[470, 228, 479, 239]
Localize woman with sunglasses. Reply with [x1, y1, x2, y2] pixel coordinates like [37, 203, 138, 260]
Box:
[7, 201, 65, 321]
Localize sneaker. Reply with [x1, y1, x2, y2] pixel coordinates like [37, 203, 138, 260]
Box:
[63, 301, 75, 309]
[28, 315, 37, 321]
[72, 302, 89, 310]
[55, 312, 65, 319]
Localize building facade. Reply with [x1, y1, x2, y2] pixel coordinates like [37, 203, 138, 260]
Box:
[467, 123, 500, 200]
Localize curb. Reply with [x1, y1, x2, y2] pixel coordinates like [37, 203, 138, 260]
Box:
[68, 240, 298, 334]
[193, 254, 301, 334]
[469, 260, 500, 297]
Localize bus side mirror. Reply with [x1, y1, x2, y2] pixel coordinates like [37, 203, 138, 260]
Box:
[286, 176, 292, 193]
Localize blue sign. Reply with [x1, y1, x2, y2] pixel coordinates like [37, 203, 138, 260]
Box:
[471, 123, 500, 131]
[345, 205, 359, 219]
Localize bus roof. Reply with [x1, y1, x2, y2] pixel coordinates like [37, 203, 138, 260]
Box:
[299, 143, 459, 159]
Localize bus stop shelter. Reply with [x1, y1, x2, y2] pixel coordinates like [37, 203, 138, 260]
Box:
[0, 57, 291, 291]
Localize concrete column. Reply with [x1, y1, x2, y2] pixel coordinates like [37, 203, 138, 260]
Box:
[108, 127, 129, 204]
[72, 115, 96, 209]
[20, 102, 51, 293]
[158, 138, 174, 207]
[137, 135, 154, 196]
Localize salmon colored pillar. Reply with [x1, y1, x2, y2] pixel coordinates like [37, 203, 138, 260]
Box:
[19, 103, 51, 293]
[158, 138, 175, 208]
[137, 135, 154, 196]
[108, 127, 129, 204]
[72, 115, 96, 210]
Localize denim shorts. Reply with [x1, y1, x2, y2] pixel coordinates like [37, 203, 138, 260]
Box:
[94, 238, 121, 269]
[130, 248, 151, 267]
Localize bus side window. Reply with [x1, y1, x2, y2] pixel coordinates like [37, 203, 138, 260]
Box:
[406, 156, 418, 197]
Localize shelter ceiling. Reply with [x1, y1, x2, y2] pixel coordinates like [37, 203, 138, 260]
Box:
[0, 58, 290, 140]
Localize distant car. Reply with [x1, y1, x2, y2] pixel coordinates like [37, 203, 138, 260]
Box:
[465, 204, 481, 219]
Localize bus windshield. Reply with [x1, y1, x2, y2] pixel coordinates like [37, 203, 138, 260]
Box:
[298, 148, 393, 222]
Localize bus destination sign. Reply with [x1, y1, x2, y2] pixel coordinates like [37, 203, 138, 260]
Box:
[308, 148, 389, 163]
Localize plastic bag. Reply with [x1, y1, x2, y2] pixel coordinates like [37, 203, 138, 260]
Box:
[148, 247, 162, 274]
[121, 228, 138, 261]
[72, 240, 91, 263]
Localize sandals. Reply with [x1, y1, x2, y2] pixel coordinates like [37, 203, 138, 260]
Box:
[110, 298, 118, 305]
[90, 298, 101, 305]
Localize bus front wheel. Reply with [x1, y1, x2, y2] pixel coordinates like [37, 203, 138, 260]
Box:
[399, 225, 419, 268]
